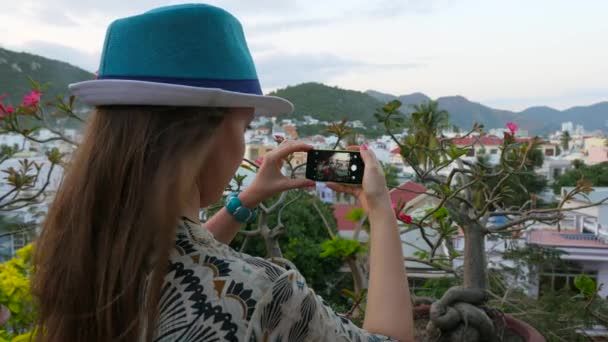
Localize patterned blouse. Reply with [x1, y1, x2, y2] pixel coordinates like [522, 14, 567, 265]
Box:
[154, 217, 397, 342]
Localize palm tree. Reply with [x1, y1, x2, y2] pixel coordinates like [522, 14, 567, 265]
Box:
[407, 100, 450, 170]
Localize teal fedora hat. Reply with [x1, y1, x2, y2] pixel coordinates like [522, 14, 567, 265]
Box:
[69, 3, 293, 115]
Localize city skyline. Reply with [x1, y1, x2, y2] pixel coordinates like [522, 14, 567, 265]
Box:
[1, 0, 607, 111]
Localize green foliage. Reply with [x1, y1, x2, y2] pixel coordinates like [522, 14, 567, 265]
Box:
[381, 162, 400, 189]
[0, 48, 92, 129]
[574, 275, 596, 298]
[344, 208, 365, 223]
[472, 138, 548, 209]
[320, 238, 366, 259]
[553, 161, 608, 193]
[296, 124, 386, 139]
[560, 130, 571, 151]
[228, 191, 351, 307]
[268, 83, 385, 127]
[414, 276, 460, 299]
[0, 244, 35, 338]
[406, 100, 450, 169]
[496, 289, 608, 342]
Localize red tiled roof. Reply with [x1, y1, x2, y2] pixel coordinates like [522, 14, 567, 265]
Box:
[451, 135, 504, 146]
[528, 229, 608, 248]
[389, 181, 427, 206]
[333, 203, 359, 231]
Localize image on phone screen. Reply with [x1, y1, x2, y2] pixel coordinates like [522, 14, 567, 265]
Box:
[305, 150, 364, 184]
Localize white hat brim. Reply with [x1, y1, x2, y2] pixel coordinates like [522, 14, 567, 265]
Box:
[68, 79, 294, 115]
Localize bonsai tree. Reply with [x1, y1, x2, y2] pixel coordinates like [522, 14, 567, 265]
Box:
[374, 99, 608, 341]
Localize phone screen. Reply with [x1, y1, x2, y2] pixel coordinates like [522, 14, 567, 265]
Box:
[305, 149, 364, 184]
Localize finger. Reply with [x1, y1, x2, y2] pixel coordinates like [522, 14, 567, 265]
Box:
[345, 145, 360, 152]
[360, 144, 380, 167]
[326, 182, 359, 195]
[273, 141, 313, 160]
[281, 178, 316, 191]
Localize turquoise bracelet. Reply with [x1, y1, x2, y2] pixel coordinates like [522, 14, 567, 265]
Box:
[225, 193, 257, 224]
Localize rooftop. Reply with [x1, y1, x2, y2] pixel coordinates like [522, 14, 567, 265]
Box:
[390, 135, 551, 154]
[527, 229, 608, 248]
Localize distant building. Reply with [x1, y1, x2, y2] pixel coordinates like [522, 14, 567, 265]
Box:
[316, 183, 333, 203]
[560, 187, 608, 239]
[449, 135, 558, 158]
[575, 125, 585, 136]
[303, 116, 319, 125]
[562, 121, 574, 133]
[584, 137, 608, 165]
[527, 229, 608, 297]
[244, 143, 274, 161]
[538, 158, 572, 182]
[282, 124, 299, 140]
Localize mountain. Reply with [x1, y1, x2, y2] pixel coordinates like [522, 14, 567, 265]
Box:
[268, 82, 383, 125]
[0, 46, 605, 136]
[364, 89, 607, 135]
[435, 96, 515, 130]
[518, 103, 608, 134]
[0, 47, 94, 107]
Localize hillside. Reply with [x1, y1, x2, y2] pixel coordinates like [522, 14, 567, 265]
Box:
[364, 89, 607, 135]
[267, 83, 383, 125]
[0, 47, 94, 107]
[270, 83, 607, 135]
[0, 46, 605, 136]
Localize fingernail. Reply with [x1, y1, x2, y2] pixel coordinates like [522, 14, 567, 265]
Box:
[306, 180, 316, 186]
[361, 143, 368, 151]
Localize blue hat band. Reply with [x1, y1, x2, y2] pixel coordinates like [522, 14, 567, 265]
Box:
[98, 75, 262, 95]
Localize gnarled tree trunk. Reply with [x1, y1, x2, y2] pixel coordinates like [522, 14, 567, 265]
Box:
[427, 203, 495, 341]
[463, 223, 487, 289]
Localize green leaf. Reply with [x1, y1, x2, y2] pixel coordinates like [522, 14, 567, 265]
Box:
[341, 288, 356, 299]
[432, 207, 449, 220]
[320, 238, 366, 259]
[574, 275, 596, 297]
[240, 163, 257, 173]
[345, 208, 365, 223]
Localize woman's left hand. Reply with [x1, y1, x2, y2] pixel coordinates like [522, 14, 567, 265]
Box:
[239, 140, 315, 207]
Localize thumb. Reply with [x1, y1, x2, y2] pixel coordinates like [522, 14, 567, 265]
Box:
[359, 144, 379, 166]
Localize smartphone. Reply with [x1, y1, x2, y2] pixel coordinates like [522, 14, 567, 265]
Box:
[305, 149, 364, 184]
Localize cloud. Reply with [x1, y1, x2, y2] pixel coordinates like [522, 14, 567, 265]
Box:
[8, 41, 100, 72]
[248, 17, 334, 34]
[362, 0, 454, 17]
[255, 53, 424, 89]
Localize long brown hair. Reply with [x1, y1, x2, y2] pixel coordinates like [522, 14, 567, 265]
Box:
[32, 106, 225, 341]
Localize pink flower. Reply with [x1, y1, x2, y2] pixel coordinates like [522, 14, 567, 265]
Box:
[506, 122, 518, 135]
[274, 135, 285, 143]
[398, 213, 413, 224]
[254, 157, 264, 166]
[22, 90, 41, 108]
[0, 94, 12, 117]
[392, 200, 405, 215]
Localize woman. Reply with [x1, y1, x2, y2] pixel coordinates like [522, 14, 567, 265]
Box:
[32, 4, 414, 341]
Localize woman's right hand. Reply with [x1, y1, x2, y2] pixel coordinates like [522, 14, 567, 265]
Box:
[327, 144, 392, 213]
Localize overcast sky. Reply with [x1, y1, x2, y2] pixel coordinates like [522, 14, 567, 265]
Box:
[1, 0, 607, 111]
